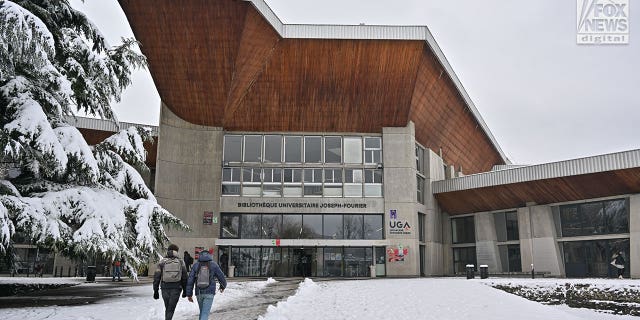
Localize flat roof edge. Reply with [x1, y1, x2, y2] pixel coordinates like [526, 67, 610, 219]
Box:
[66, 116, 159, 136]
[433, 149, 640, 193]
[246, 0, 508, 163]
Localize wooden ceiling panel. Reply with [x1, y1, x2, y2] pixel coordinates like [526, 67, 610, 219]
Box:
[435, 168, 640, 215]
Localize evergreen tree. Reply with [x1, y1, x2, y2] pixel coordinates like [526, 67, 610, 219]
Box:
[0, 0, 186, 267]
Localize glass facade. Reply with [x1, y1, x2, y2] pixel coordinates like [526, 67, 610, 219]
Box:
[451, 216, 475, 244]
[230, 246, 373, 277]
[558, 199, 629, 237]
[563, 239, 630, 278]
[221, 213, 384, 240]
[453, 246, 477, 274]
[222, 134, 383, 198]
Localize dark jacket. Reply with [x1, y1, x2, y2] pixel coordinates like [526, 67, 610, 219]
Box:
[615, 254, 626, 267]
[186, 251, 227, 297]
[153, 250, 188, 292]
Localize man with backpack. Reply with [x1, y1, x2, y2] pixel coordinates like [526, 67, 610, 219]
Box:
[186, 250, 227, 320]
[153, 244, 188, 320]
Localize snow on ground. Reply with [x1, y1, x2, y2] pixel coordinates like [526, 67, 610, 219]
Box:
[1, 278, 274, 320]
[0, 277, 83, 285]
[1, 277, 638, 320]
[258, 278, 638, 320]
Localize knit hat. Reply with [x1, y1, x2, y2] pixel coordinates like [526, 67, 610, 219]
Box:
[168, 244, 179, 251]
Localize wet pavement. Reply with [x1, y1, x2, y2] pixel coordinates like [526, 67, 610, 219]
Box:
[213, 278, 301, 320]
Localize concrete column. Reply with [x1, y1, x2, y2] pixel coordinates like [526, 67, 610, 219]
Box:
[154, 102, 223, 264]
[630, 194, 640, 278]
[518, 207, 533, 274]
[527, 205, 563, 276]
[423, 149, 446, 276]
[383, 123, 419, 276]
[475, 212, 501, 273]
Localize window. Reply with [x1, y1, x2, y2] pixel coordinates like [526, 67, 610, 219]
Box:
[364, 137, 382, 164]
[506, 212, 519, 241]
[453, 247, 477, 274]
[323, 168, 342, 197]
[364, 215, 383, 239]
[262, 168, 282, 197]
[221, 214, 240, 238]
[242, 167, 261, 196]
[344, 215, 363, 239]
[451, 216, 475, 244]
[304, 136, 322, 163]
[303, 168, 322, 196]
[415, 145, 425, 174]
[323, 215, 343, 239]
[283, 168, 302, 197]
[241, 214, 261, 239]
[344, 137, 362, 164]
[344, 169, 363, 197]
[417, 175, 425, 204]
[559, 199, 629, 237]
[222, 167, 241, 195]
[244, 135, 262, 162]
[223, 135, 242, 162]
[282, 214, 302, 238]
[324, 136, 342, 164]
[495, 211, 519, 242]
[284, 136, 302, 163]
[302, 215, 322, 239]
[364, 169, 382, 197]
[418, 213, 425, 242]
[264, 135, 282, 163]
[261, 214, 282, 238]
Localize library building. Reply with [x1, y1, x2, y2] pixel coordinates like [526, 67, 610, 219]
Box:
[113, 0, 640, 278]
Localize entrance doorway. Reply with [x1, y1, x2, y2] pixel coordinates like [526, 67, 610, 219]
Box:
[291, 248, 314, 277]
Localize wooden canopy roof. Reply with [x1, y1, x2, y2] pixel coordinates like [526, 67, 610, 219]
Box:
[434, 150, 640, 214]
[119, 0, 506, 174]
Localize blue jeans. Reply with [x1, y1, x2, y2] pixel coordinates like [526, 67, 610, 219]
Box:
[112, 266, 121, 280]
[196, 294, 215, 320]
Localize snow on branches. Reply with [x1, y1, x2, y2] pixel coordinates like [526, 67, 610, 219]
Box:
[0, 1, 186, 263]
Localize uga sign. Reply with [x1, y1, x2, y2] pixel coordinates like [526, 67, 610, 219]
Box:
[388, 209, 412, 235]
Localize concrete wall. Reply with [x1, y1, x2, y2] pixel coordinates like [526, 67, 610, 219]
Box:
[423, 149, 445, 275]
[154, 102, 223, 262]
[383, 123, 419, 276]
[630, 194, 640, 278]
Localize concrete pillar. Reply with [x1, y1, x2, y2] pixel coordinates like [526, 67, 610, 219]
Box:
[526, 205, 563, 276]
[383, 123, 419, 276]
[153, 102, 223, 269]
[423, 149, 446, 276]
[518, 207, 534, 274]
[630, 194, 640, 278]
[475, 212, 501, 273]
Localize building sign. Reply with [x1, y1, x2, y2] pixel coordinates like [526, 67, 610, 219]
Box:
[203, 211, 213, 225]
[577, 0, 629, 44]
[387, 245, 408, 262]
[237, 201, 367, 209]
[388, 209, 412, 235]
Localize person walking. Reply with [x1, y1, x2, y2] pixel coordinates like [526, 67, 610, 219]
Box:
[219, 249, 229, 276]
[153, 244, 188, 320]
[611, 251, 626, 279]
[184, 251, 194, 272]
[112, 258, 122, 282]
[186, 250, 227, 320]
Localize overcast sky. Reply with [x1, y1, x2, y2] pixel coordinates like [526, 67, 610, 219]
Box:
[69, 0, 639, 165]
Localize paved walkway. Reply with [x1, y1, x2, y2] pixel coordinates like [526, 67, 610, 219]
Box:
[214, 278, 300, 320]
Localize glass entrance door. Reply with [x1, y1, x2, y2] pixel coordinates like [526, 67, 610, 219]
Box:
[291, 248, 314, 277]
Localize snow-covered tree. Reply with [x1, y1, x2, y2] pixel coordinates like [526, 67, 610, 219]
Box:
[0, 0, 187, 266]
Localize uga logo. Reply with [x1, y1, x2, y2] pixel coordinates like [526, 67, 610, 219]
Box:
[390, 221, 411, 229]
